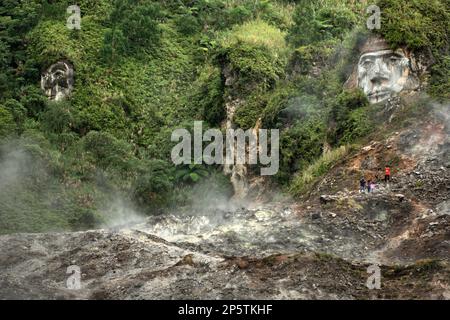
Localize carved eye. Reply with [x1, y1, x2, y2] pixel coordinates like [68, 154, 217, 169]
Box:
[389, 56, 401, 64]
[362, 60, 373, 68]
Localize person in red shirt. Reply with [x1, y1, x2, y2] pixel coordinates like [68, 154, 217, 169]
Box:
[384, 166, 391, 183]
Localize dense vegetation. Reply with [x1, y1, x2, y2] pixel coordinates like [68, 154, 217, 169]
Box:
[0, 0, 448, 233]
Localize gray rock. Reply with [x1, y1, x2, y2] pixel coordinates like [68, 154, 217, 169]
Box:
[41, 61, 74, 101]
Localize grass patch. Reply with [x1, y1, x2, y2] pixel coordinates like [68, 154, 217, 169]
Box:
[289, 145, 349, 197]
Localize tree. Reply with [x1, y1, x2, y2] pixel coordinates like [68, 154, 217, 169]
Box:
[101, 28, 127, 63]
[327, 90, 369, 146]
[0, 106, 16, 137]
[102, 0, 162, 62]
[287, 0, 356, 46]
[121, 3, 162, 49]
[132, 159, 173, 209]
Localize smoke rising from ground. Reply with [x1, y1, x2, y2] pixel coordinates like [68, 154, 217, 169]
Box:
[0, 145, 31, 192]
[100, 196, 145, 229]
[0, 139, 145, 233]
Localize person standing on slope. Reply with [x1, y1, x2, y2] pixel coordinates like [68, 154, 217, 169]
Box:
[385, 166, 391, 183]
[360, 177, 366, 193]
[370, 180, 376, 193]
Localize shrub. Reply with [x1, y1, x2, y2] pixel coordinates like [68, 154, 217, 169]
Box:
[428, 55, 450, 100]
[19, 86, 47, 117]
[0, 106, 16, 137]
[289, 145, 349, 196]
[102, 0, 162, 61]
[277, 117, 326, 184]
[81, 131, 133, 172]
[219, 20, 288, 128]
[132, 159, 173, 210]
[327, 89, 369, 146]
[287, 1, 357, 46]
[173, 164, 210, 184]
[219, 19, 287, 89]
[287, 41, 334, 75]
[261, 85, 296, 128]
[101, 28, 127, 63]
[40, 101, 73, 134]
[192, 66, 225, 126]
[377, 0, 449, 99]
[3, 99, 27, 131]
[377, 0, 449, 50]
[339, 108, 372, 145]
[175, 14, 201, 36]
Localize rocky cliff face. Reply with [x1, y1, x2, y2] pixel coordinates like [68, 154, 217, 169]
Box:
[344, 35, 435, 105]
[221, 63, 250, 200]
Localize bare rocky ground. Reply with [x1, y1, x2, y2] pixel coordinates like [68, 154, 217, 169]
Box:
[0, 102, 449, 299]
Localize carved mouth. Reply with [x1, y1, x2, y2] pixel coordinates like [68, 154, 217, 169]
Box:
[368, 90, 391, 101]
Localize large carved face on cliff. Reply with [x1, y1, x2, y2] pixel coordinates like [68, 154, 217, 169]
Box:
[357, 49, 410, 103]
[344, 36, 422, 104]
[41, 61, 74, 101]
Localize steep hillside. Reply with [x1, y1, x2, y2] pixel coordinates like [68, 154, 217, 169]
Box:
[1, 0, 448, 232]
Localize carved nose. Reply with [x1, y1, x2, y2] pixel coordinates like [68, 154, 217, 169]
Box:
[370, 59, 388, 82]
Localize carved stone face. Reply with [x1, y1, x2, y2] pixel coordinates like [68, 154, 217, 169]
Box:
[41, 61, 74, 101]
[357, 49, 411, 104]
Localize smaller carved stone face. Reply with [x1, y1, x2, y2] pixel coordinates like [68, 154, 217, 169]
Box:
[357, 49, 410, 104]
[41, 61, 74, 101]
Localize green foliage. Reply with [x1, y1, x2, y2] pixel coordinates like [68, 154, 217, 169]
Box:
[167, 0, 293, 34]
[428, 55, 450, 100]
[219, 20, 288, 128]
[220, 19, 287, 78]
[174, 14, 201, 36]
[327, 89, 370, 146]
[377, 0, 449, 50]
[2, 99, 26, 131]
[225, 40, 284, 90]
[0, 136, 100, 234]
[101, 28, 127, 63]
[81, 131, 134, 172]
[40, 101, 73, 134]
[0, 0, 42, 98]
[287, 0, 357, 46]
[0, 106, 16, 137]
[0, 0, 447, 234]
[277, 117, 326, 184]
[192, 66, 225, 126]
[19, 85, 47, 117]
[288, 41, 334, 75]
[27, 20, 80, 67]
[289, 145, 349, 196]
[174, 164, 210, 184]
[233, 91, 267, 129]
[261, 85, 296, 128]
[132, 159, 173, 210]
[102, 0, 162, 62]
[119, 2, 161, 48]
[339, 108, 372, 145]
[377, 0, 449, 99]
